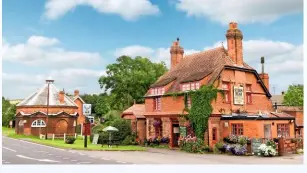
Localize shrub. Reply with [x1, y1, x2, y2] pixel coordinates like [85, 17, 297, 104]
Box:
[65, 136, 76, 144]
[108, 119, 132, 142]
[223, 144, 247, 155]
[160, 137, 170, 144]
[214, 141, 225, 153]
[258, 144, 277, 157]
[179, 135, 208, 153]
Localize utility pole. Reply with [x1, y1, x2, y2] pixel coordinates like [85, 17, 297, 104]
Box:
[45, 79, 54, 140]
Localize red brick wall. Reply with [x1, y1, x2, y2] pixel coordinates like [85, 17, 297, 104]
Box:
[15, 115, 76, 136]
[137, 119, 146, 142]
[74, 98, 86, 125]
[17, 106, 78, 115]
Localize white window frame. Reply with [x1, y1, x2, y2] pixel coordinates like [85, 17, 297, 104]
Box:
[31, 119, 46, 127]
[195, 82, 200, 89]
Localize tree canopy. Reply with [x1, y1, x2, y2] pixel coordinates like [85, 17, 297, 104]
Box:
[2, 97, 16, 127]
[283, 84, 304, 106]
[98, 56, 167, 111]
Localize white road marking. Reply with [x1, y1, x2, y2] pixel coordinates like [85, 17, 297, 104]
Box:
[77, 162, 91, 164]
[101, 158, 110, 160]
[56, 156, 62, 158]
[63, 158, 69, 160]
[3, 147, 17, 152]
[71, 160, 78, 162]
[89, 156, 96, 158]
[4, 162, 11, 164]
[16, 155, 60, 163]
[34, 151, 49, 153]
[4, 137, 64, 151]
[116, 161, 127, 164]
[79, 153, 85, 155]
[48, 154, 53, 156]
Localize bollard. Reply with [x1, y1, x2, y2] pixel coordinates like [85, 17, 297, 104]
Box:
[64, 133, 66, 141]
[52, 134, 55, 141]
[75, 133, 77, 138]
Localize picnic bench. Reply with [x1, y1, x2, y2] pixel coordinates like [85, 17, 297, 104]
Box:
[101, 140, 120, 147]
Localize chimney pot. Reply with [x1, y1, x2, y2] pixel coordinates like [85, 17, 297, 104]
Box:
[74, 90, 79, 96]
[59, 91, 65, 104]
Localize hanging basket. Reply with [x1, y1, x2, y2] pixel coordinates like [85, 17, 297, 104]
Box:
[153, 120, 161, 127]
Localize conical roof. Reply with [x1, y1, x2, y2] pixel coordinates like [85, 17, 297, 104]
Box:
[17, 80, 77, 107]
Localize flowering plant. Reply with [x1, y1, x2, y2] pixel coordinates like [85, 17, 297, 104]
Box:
[179, 135, 208, 153]
[258, 144, 277, 157]
[153, 120, 161, 127]
[223, 144, 247, 155]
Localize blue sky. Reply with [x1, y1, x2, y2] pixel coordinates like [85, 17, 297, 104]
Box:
[2, 0, 303, 99]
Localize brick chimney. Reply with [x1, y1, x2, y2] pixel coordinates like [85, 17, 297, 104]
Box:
[74, 89, 79, 96]
[59, 90, 65, 104]
[226, 22, 243, 66]
[259, 56, 270, 91]
[170, 37, 184, 69]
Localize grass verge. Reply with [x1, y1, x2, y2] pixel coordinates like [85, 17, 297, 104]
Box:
[2, 127, 146, 151]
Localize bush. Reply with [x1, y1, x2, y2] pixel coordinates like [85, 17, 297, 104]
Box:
[122, 134, 138, 145]
[214, 141, 225, 153]
[109, 119, 132, 142]
[65, 136, 76, 144]
[224, 144, 247, 155]
[179, 135, 208, 153]
[258, 144, 277, 157]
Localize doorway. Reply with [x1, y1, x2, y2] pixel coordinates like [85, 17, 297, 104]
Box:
[264, 124, 271, 139]
[172, 124, 180, 147]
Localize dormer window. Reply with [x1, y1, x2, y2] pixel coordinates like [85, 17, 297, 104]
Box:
[151, 87, 165, 95]
[181, 81, 200, 92]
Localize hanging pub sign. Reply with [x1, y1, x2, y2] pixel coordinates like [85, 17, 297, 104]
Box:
[233, 86, 244, 105]
[83, 104, 92, 116]
[83, 123, 91, 136]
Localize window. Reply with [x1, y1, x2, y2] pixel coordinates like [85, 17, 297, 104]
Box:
[232, 124, 243, 135]
[151, 89, 154, 95]
[31, 119, 46, 127]
[191, 83, 195, 90]
[151, 87, 165, 95]
[277, 124, 289, 137]
[246, 84, 252, 104]
[162, 88, 165, 94]
[195, 82, 200, 89]
[154, 97, 162, 111]
[184, 94, 191, 109]
[222, 82, 231, 103]
[212, 128, 217, 141]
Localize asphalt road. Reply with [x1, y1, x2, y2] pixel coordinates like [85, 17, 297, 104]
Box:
[2, 136, 129, 164]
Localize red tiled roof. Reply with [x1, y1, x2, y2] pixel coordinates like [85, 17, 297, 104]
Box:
[277, 106, 303, 112]
[149, 46, 254, 94]
[122, 104, 145, 118]
[270, 112, 294, 118]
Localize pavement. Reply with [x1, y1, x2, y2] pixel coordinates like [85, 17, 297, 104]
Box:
[2, 136, 304, 164]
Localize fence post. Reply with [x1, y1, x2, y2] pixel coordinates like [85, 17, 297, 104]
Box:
[64, 133, 66, 141]
[75, 133, 77, 138]
[52, 134, 55, 141]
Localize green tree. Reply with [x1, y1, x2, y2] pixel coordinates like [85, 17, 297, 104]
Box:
[2, 97, 16, 127]
[80, 93, 111, 117]
[283, 84, 304, 106]
[98, 56, 167, 111]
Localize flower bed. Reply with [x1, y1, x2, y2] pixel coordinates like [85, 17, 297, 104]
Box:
[257, 139, 277, 157]
[179, 135, 209, 153]
[144, 136, 169, 147]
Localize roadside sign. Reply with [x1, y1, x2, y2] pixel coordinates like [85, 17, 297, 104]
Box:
[92, 134, 99, 145]
[83, 104, 92, 116]
[82, 123, 91, 136]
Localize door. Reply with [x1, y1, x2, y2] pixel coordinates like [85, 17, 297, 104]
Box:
[172, 124, 180, 147]
[55, 119, 68, 134]
[264, 124, 271, 139]
[17, 120, 24, 134]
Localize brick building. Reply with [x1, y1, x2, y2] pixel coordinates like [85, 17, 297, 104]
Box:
[121, 104, 146, 143]
[15, 79, 86, 137]
[143, 22, 295, 148]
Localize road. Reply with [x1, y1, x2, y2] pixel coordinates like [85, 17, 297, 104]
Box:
[2, 136, 129, 164]
[2, 136, 303, 164]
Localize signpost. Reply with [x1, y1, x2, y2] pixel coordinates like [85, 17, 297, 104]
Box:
[83, 104, 92, 116]
[179, 127, 187, 137]
[92, 134, 99, 145]
[83, 123, 91, 148]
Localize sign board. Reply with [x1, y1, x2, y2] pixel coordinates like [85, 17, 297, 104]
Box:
[179, 127, 187, 137]
[92, 134, 99, 145]
[83, 104, 92, 116]
[82, 123, 91, 136]
[251, 138, 262, 154]
[233, 86, 244, 105]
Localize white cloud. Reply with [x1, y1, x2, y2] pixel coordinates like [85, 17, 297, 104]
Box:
[114, 45, 200, 67]
[2, 68, 105, 99]
[116, 39, 303, 94]
[2, 36, 102, 68]
[44, 0, 160, 21]
[175, 0, 303, 24]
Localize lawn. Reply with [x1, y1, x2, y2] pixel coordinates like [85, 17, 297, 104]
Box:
[2, 127, 146, 151]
